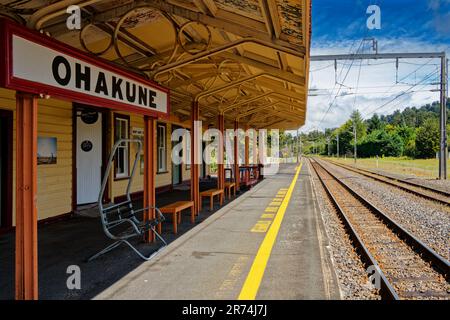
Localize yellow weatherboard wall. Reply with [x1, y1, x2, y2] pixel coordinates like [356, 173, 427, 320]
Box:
[0, 87, 73, 224]
[0, 86, 200, 223]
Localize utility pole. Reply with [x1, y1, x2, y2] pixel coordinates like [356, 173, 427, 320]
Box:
[439, 55, 448, 179]
[300, 138, 302, 158]
[327, 137, 331, 156]
[296, 129, 300, 163]
[311, 51, 447, 179]
[353, 122, 357, 164]
[336, 134, 339, 158]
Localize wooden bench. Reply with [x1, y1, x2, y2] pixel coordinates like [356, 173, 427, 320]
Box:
[224, 182, 236, 199]
[200, 189, 224, 211]
[240, 165, 260, 189]
[157, 201, 194, 234]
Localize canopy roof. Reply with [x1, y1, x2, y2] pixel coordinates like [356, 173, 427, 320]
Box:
[1, 0, 310, 129]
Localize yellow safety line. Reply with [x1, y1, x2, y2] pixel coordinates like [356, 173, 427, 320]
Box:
[238, 164, 303, 300]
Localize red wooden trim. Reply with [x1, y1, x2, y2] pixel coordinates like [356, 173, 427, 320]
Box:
[0, 19, 7, 88]
[156, 122, 168, 173]
[113, 113, 131, 181]
[71, 106, 76, 212]
[252, 130, 258, 166]
[185, 128, 191, 171]
[101, 109, 111, 203]
[234, 120, 240, 191]
[244, 126, 250, 166]
[217, 114, 225, 190]
[0, 18, 170, 119]
[15, 92, 38, 300]
[0, 109, 13, 231]
[171, 124, 183, 185]
[144, 116, 156, 242]
[190, 102, 200, 214]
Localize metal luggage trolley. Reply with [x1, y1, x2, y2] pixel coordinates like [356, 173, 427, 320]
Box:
[87, 139, 167, 262]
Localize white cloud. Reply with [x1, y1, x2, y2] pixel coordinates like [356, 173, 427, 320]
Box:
[299, 37, 449, 133]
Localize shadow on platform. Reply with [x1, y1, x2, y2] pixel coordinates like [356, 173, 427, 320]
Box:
[0, 178, 247, 300]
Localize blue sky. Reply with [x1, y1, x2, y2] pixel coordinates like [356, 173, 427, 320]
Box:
[312, 0, 450, 45]
[300, 0, 450, 132]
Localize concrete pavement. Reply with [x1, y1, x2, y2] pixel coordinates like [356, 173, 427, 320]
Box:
[94, 163, 340, 300]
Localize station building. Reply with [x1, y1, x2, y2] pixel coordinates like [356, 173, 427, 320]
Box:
[0, 0, 310, 299]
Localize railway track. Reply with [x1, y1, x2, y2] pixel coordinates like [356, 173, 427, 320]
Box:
[322, 159, 450, 207]
[310, 158, 450, 300]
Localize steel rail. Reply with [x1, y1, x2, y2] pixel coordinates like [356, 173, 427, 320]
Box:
[324, 159, 450, 207]
[312, 158, 450, 282]
[310, 158, 399, 300]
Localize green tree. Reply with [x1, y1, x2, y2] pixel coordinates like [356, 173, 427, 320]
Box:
[358, 130, 403, 157]
[366, 114, 384, 133]
[415, 118, 439, 158]
[350, 110, 367, 141]
[394, 125, 415, 156]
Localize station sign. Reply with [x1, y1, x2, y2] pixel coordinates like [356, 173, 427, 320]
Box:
[0, 18, 169, 118]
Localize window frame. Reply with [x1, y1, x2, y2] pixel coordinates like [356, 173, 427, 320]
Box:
[157, 122, 168, 174]
[185, 129, 191, 170]
[113, 113, 131, 180]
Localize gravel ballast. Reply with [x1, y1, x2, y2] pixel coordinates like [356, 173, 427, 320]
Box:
[320, 160, 450, 260]
[308, 160, 380, 299]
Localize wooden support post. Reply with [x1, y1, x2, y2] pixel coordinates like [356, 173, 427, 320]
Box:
[252, 129, 258, 165]
[144, 116, 156, 242]
[234, 120, 240, 191]
[244, 126, 249, 166]
[191, 101, 200, 213]
[217, 114, 225, 190]
[15, 92, 38, 300]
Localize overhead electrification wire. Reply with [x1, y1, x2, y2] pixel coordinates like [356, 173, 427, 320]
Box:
[388, 71, 441, 111]
[310, 63, 335, 72]
[309, 38, 359, 97]
[309, 89, 434, 97]
[338, 61, 395, 67]
[352, 49, 364, 112]
[378, 58, 434, 96]
[357, 58, 437, 117]
[311, 83, 437, 91]
[364, 67, 439, 116]
[363, 69, 439, 118]
[316, 39, 366, 128]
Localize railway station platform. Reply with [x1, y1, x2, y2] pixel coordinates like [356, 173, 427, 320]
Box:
[94, 163, 340, 300]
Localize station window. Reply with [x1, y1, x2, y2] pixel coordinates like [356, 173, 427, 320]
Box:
[157, 123, 167, 173]
[114, 114, 130, 179]
[185, 129, 191, 170]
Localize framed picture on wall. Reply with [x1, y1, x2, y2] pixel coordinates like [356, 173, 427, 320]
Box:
[37, 137, 57, 165]
[140, 154, 144, 175]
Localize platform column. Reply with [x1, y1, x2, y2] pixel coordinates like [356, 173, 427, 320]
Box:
[252, 128, 258, 165]
[15, 92, 38, 300]
[244, 125, 249, 166]
[191, 101, 200, 213]
[144, 116, 156, 242]
[234, 120, 240, 191]
[217, 114, 225, 190]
